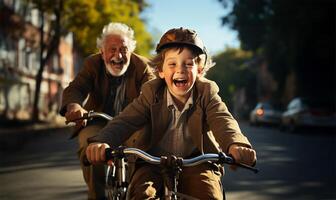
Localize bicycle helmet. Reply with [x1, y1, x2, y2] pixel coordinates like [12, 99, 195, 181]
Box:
[155, 27, 207, 55]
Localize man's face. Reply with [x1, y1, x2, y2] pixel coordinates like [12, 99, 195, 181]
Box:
[159, 48, 202, 104]
[101, 34, 132, 76]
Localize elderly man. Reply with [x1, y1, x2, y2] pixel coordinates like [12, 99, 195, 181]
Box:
[60, 22, 155, 200]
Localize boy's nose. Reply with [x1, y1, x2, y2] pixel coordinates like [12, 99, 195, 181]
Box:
[176, 64, 186, 73]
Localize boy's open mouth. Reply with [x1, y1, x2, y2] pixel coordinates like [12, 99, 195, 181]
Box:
[173, 79, 188, 87]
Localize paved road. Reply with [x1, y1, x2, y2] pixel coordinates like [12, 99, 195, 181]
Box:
[225, 124, 336, 200]
[0, 127, 86, 200]
[0, 123, 335, 200]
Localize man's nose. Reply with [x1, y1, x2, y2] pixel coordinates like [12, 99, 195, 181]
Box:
[114, 51, 123, 59]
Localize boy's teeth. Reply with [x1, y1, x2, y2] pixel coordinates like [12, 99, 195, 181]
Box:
[174, 79, 187, 87]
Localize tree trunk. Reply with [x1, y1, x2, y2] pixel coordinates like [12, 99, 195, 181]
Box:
[32, 1, 62, 122]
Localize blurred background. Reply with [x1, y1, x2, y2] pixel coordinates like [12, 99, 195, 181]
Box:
[0, 0, 335, 200]
[0, 0, 334, 125]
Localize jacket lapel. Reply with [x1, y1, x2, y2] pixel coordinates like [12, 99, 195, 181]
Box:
[186, 86, 205, 153]
[150, 87, 171, 147]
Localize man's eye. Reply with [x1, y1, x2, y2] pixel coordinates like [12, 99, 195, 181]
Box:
[109, 48, 117, 53]
[121, 47, 128, 53]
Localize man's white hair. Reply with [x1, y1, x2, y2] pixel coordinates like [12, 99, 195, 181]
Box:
[96, 22, 136, 52]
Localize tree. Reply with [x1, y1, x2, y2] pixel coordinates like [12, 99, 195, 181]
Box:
[218, 0, 335, 103]
[63, 0, 153, 56]
[27, 0, 153, 121]
[30, 0, 63, 121]
[207, 48, 255, 110]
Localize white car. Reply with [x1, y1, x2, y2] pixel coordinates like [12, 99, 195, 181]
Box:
[281, 97, 336, 131]
[249, 102, 282, 126]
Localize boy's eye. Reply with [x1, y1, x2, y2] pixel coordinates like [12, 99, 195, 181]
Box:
[168, 63, 176, 67]
[186, 63, 194, 68]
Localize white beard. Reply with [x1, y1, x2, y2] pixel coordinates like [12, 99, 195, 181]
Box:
[105, 63, 128, 77]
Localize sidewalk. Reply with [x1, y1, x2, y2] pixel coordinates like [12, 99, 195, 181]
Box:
[0, 116, 71, 151]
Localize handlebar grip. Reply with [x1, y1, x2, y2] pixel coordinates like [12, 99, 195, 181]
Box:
[105, 147, 114, 160]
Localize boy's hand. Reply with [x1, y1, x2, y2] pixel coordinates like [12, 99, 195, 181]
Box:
[65, 103, 87, 128]
[228, 144, 257, 170]
[86, 143, 110, 164]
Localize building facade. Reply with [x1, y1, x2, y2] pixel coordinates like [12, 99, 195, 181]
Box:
[0, 0, 77, 121]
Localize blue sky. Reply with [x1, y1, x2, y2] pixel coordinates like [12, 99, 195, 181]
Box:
[143, 0, 240, 55]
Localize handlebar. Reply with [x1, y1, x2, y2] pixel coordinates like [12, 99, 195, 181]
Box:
[65, 110, 113, 124]
[75, 112, 259, 173]
[105, 147, 259, 173]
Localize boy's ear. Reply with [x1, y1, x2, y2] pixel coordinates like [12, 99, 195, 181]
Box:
[197, 67, 204, 77]
[158, 71, 165, 79]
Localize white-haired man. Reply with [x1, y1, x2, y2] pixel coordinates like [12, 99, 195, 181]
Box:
[60, 22, 155, 199]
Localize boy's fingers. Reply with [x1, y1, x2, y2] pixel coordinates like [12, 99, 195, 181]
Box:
[85, 143, 109, 165]
[240, 148, 257, 166]
[85, 146, 92, 163]
[100, 145, 106, 161]
[229, 145, 257, 167]
[94, 145, 100, 163]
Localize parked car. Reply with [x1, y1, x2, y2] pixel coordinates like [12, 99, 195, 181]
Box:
[249, 102, 283, 126]
[281, 97, 336, 131]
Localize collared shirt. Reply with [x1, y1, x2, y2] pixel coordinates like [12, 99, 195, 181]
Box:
[150, 88, 196, 157]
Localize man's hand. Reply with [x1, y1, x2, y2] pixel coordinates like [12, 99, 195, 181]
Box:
[228, 144, 257, 170]
[64, 103, 87, 128]
[86, 143, 110, 165]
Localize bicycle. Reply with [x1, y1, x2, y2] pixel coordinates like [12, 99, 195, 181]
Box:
[98, 146, 259, 200]
[66, 111, 121, 199]
[68, 111, 259, 200]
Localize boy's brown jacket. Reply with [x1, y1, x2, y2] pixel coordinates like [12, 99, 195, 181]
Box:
[59, 53, 155, 138]
[89, 77, 251, 154]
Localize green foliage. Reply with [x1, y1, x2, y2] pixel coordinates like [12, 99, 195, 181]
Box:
[207, 48, 255, 108]
[24, 0, 153, 56]
[63, 0, 153, 56]
[219, 0, 334, 101]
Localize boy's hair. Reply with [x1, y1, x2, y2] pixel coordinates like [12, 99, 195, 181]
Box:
[96, 22, 136, 52]
[150, 45, 214, 76]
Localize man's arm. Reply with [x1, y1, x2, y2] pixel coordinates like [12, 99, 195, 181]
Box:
[60, 56, 97, 116]
[60, 55, 100, 129]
